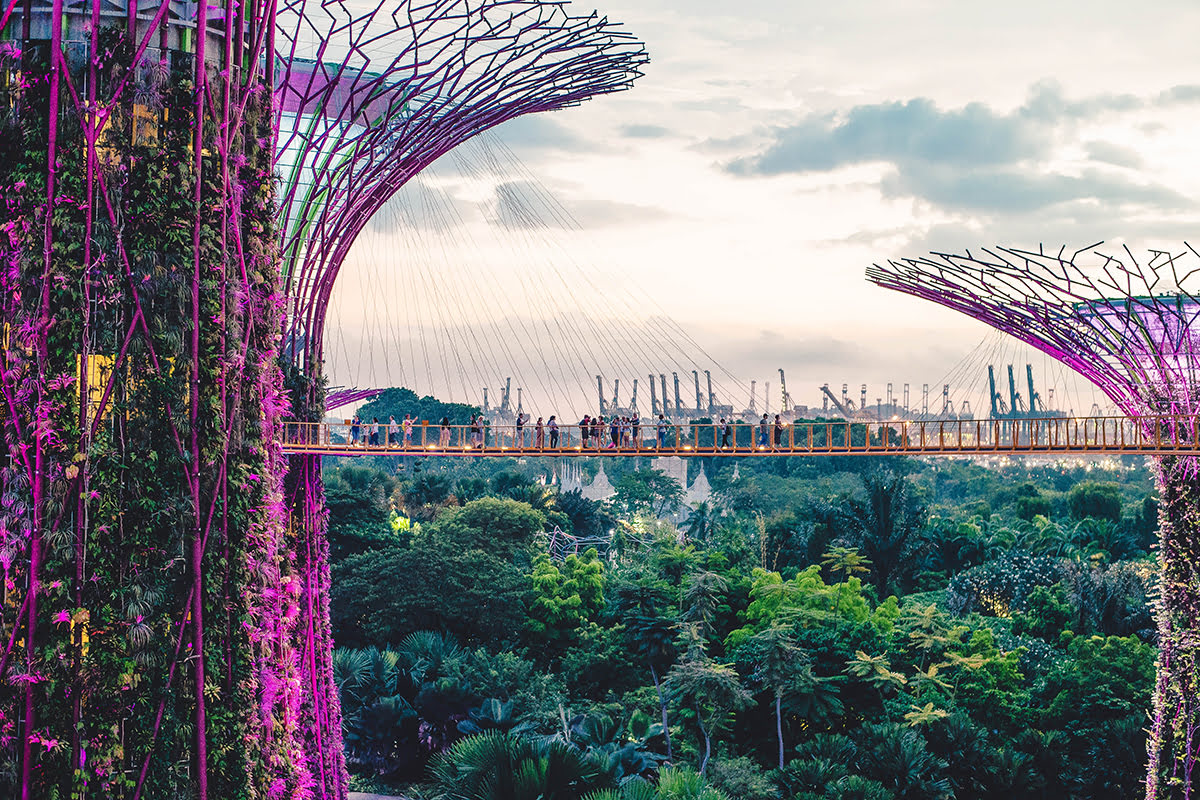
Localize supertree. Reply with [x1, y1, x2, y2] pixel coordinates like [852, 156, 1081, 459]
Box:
[867, 243, 1200, 799]
[0, 0, 300, 796]
[0, 0, 643, 798]
[270, 3, 643, 793]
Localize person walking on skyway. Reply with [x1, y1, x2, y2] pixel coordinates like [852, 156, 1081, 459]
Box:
[657, 414, 667, 448]
[388, 415, 398, 446]
[774, 414, 784, 449]
[548, 415, 559, 448]
[610, 416, 620, 448]
[759, 414, 769, 448]
[516, 412, 526, 447]
[593, 415, 604, 449]
[579, 414, 590, 447]
[721, 417, 732, 449]
[535, 417, 545, 448]
[350, 414, 361, 446]
[631, 414, 640, 449]
[369, 417, 380, 447]
[403, 414, 413, 448]
[471, 414, 484, 448]
[439, 415, 451, 447]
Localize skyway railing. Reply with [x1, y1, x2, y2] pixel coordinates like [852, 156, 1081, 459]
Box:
[280, 415, 1200, 457]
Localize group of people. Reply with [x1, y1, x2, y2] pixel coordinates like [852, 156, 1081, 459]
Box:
[758, 413, 786, 448]
[345, 411, 789, 450]
[576, 413, 646, 449]
[348, 414, 415, 447]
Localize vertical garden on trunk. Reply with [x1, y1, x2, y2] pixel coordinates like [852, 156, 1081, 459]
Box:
[0, 22, 311, 797]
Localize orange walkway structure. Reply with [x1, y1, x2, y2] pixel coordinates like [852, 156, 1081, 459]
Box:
[281, 415, 1200, 457]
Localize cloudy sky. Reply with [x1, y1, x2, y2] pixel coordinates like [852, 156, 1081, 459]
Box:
[326, 0, 1200, 417]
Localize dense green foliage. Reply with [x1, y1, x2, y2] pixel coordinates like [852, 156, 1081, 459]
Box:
[328, 443, 1160, 799]
[355, 386, 480, 425]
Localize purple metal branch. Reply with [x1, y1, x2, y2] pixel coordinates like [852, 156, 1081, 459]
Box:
[2, 2, 644, 797]
[324, 387, 383, 411]
[867, 244, 1200, 420]
[272, 0, 647, 373]
[268, 7, 645, 794]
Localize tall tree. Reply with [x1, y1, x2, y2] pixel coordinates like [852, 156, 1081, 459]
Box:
[666, 629, 753, 775]
[613, 469, 685, 518]
[611, 577, 680, 761]
[682, 571, 730, 642]
[841, 470, 928, 596]
[739, 625, 814, 768]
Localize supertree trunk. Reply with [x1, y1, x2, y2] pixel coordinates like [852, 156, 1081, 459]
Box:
[1148, 455, 1200, 798]
[286, 450, 347, 798]
[0, 5, 313, 796]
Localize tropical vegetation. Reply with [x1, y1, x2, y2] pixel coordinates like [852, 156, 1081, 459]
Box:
[327, 434, 1160, 799]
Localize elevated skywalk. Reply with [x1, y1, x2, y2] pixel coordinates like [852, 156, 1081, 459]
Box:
[281, 414, 1200, 457]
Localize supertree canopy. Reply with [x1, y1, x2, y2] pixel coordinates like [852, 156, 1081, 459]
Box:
[867, 244, 1200, 799]
[273, 0, 646, 380]
[0, 0, 644, 797]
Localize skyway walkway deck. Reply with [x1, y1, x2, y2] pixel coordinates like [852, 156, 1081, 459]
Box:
[280, 415, 1200, 457]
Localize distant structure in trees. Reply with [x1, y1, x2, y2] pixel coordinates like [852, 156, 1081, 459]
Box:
[868, 243, 1200, 800]
[0, 0, 644, 797]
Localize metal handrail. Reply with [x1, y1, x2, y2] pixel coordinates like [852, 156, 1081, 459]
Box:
[278, 414, 1200, 457]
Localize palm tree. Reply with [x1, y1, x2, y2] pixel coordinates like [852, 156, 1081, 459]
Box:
[333, 645, 403, 714]
[429, 730, 606, 800]
[682, 501, 714, 542]
[863, 723, 953, 800]
[789, 674, 846, 730]
[840, 469, 928, 596]
[681, 571, 728, 641]
[654, 766, 732, 800]
[611, 577, 678, 761]
[582, 779, 658, 800]
[395, 630, 464, 684]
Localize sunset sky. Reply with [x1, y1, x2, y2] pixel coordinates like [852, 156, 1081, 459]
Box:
[325, 0, 1200, 417]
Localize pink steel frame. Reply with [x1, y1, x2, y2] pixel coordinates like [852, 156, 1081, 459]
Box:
[273, 0, 646, 380]
[2, 0, 289, 797]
